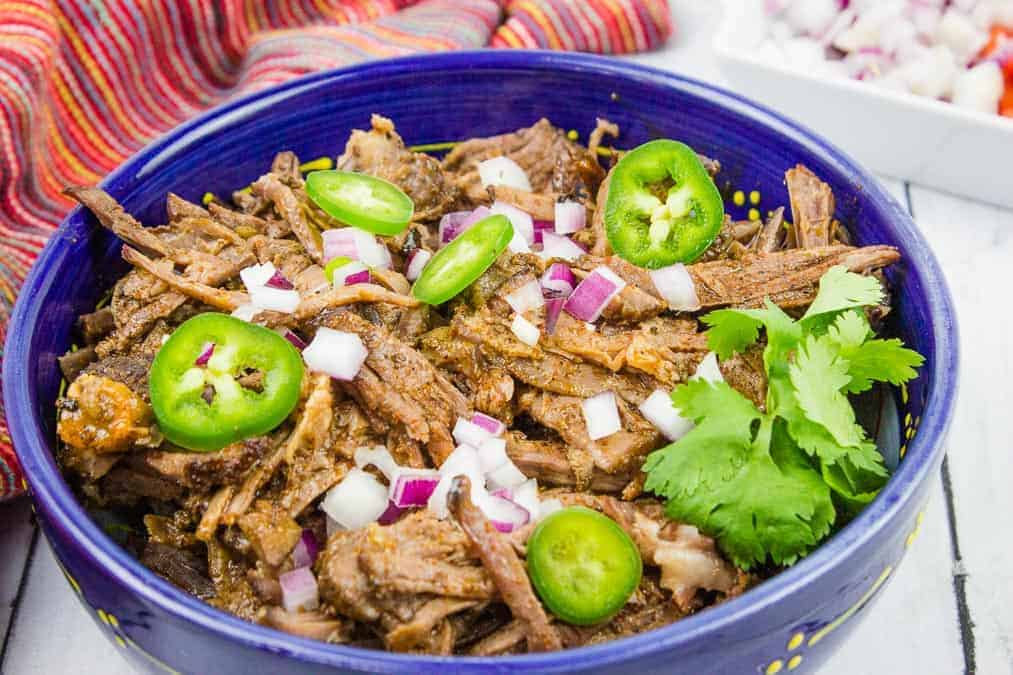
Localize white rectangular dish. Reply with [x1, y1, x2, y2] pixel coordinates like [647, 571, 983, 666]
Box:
[713, 0, 1013, 208]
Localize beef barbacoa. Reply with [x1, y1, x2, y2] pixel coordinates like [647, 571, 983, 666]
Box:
[55, 115, 902, 654]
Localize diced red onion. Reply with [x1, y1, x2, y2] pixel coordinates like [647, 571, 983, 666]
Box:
[693, 352, 725, 384]
[554, 201, 586, 234]
[510, 314, 540, 347]
[265, 270, 294, 290]
[354, 445, 399, 480]
[477, 437, 509, 473]
[390, 471, 441, 508]
[453, 417, 492, 448]
[292, 529, 320, 568]
[649, 263, 700, 311]
[478, 156, 532, 192]
[342, 268, 372, 287]
[303, 327, 368, 381]
[490, 201, 534, 244]
[505, 280, 545, 314]
[329, 260, 371, 288]
[240, 262, 277, 291]
[532, 220, 554, 244]
[491, 487, 513, 500]
[486, 459, 528, 490]
[404, 248, 432, 281]
[249, 285, 301, 314]
[322, 228, 391, 269]
[438, 210, 474, 244]
[541, 263, 576, 297]
[377, 501, 404, 525]
[581, 390, 621, 440]
[471, 412, 505, 437]
[320, 468, 389, 530]
[544, 296, 565, 335]
[563, 266, 626, 323]
[477, 492, 530, 533]
[639, 389, 693, 442]
[279, 567, 319, 613]
[195, 342, 215, 367]
[278, 329, 307, 351]
[539, 232, 586, 262]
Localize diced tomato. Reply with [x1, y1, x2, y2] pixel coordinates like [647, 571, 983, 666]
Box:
[979, 25, 1013, 80]
[1000, 87, 1013, 117]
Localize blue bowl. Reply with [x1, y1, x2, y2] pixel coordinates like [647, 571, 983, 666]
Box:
[3, 51, 958, 674]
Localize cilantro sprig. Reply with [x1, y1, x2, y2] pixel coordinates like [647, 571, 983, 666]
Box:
[643, 266, 924, 570]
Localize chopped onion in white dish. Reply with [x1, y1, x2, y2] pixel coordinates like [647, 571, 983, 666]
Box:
[279, 567, 320, 613]
[478, 156, 532, 192]
[505, 280, 545, 314]
[320, 468, 389, 530]
[248, 285, 300, 314]
[952, 60, 1005, 113]
[649, 263, 700, 311]
[303, 328, 368, 381]
[510, 314, 540, 347]
[582, 390, 621, 440]
[693, 351, 725, 384]
[639, 389, 694, 442]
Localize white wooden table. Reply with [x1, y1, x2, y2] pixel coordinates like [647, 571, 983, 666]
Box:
[1, 4, 1009, 673]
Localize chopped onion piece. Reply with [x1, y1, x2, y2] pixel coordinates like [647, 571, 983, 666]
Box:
[491, 487, 513, 500]
[471, 412, 505, 437]
[693, 352, 724, 383]
[438, 210, 474, 244]
[539, 231, 586, 261]
[581, 390, 621, 440]
[540, 263, 576, 296]
[322, 227, 391, 269]
[377, 501, 404, 525]
[320, 468, 389, 530]
[331, 260, 371, 288]
[354, 445, 399, 480]
[276, 328, 307, 351]
[533, 219, 554, 244]
[240, 262, 277, 291]
[512, 478, 540, 519]
[391, 471, 441, 508]
[554, 201, 586, 234]
[544, 297, 565, 335]
[265, 270, 295, 290]
[639, 389, 694, 442]
[195, 342, 215, 367]
[303, 328, 368, 381]
[490, 201, 534, 244]
[429, 445, 483, 518]
[564, 266, 626, 323]
[479, 494, 530, 533]
[504, 280, 545, 314]
[292, 530, 320, 568]
[453, 417, 492, 448]
[650, 263, 700, 311]
[508, 230, 531, 253]
[231, 303, 260, 322]
[486, 459, 528, 490]
[404, 249, 432, 281]
[478, 156, 532, 192]
[249, 285, 301, 314]
[510, 314, 540, 346]
[538, 498, 563, 520]
[279, 567, 319, 612]
[477, 436, 509, 473]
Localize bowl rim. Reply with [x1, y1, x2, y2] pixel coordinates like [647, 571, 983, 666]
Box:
[3, 49, 959, 671]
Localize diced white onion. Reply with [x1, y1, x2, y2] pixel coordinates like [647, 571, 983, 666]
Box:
[554, 201, 586, 234]
[537, 498, 563, 520]
[539, 232, 587, 262]
[504, 280, 545, 314]
[491, 200, 535, 245]
[639, 389, 694, 442]
[248, 285, 301, 314]
[428, 444, 484, 518]
[453, 417, 492, 448]
[331, 260, 371, 288]
[486, 458, 528, 490]
[952, 61, 1004, 113]
[279, 567, 319, 613]
[231, 303, 260, 322]
[477, 437, 510, 473]
[478, 156, 532, 192]
[354, 445, 399, 480]
[303, 327, 368, 381]
[474, 490, 531, 533]
[693, 352, 725, 383]
[582, 390, 621, 441]
[510, 314, 540, 346]
[512, 478, 540, 519]
[649, 263, 700, 311]
[322, 227, 392, 269]
[472, 412, 506, 437]
[320, 468, 389, 530]
[240, 262, 278, 291]
[405, 249, 432, 282]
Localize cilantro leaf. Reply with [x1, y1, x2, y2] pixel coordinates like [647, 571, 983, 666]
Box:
[802, 266, 884, 322]
[789, 335, 864, 448]
[821, 456, 887, 513]
[701, 309, 762, 360]
[826, 310, 871, 349]
[643, 380, 759, 500]
[839, 338, 926, 394]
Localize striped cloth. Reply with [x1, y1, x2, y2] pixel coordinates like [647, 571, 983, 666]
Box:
[0, 0, 672, 501]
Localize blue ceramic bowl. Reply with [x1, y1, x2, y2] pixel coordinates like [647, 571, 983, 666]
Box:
[4, 51, 958, 674]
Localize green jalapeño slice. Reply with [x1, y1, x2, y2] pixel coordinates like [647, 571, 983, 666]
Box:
[604, 139, 723, 268]
[411, 214, 513, 305]
[305, 170, 414, 236]
[149, 313, 304, 452]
